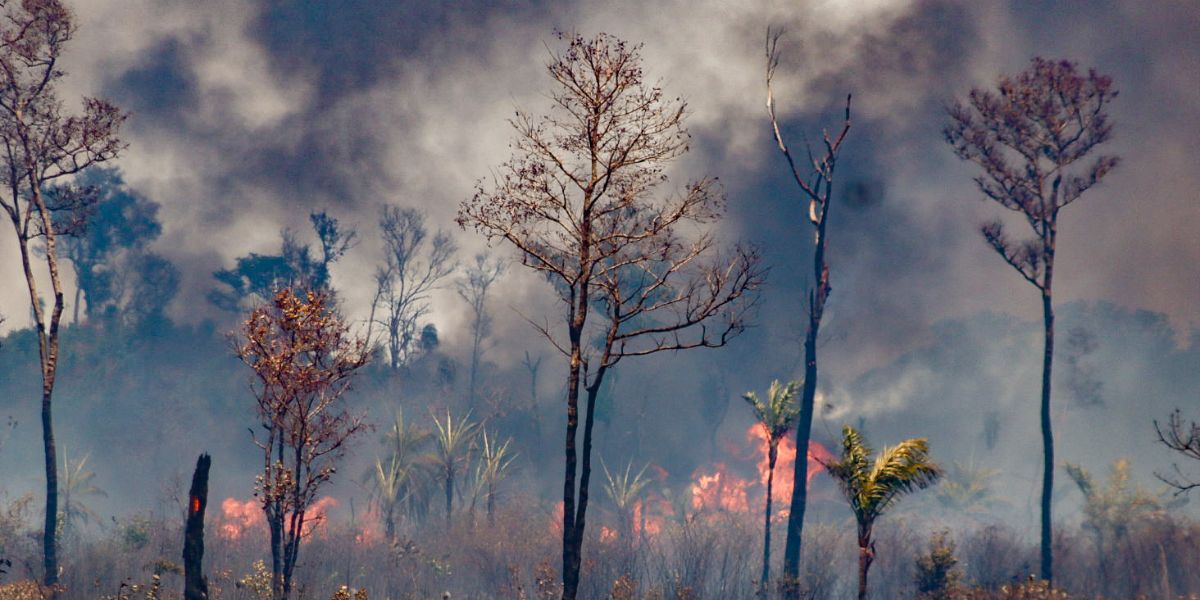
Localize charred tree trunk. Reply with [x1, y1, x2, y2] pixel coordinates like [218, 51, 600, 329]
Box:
[783, 212, 831, 596]
[183, 454, 211, 600]
[41, 387, 58, 590]
[1039, 234, 1056, 582]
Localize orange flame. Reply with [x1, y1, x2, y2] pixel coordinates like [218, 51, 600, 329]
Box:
[218, 496, 339, 541]
[688, 426, 832, 519]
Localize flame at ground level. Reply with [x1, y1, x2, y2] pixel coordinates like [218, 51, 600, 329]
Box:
[218, 496, 339, 541]
[690, 425, 832, 519]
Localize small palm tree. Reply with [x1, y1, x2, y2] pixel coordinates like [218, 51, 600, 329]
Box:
[59, 446, 107, 543]
[824, 426, 941, 600]
[469, 430, 518, 524]
[365, 410, 436, 539]
[935, 461, 1001, 514]
[743, 379, 800, 596]
[431, 409, 478, 526]
[601, 459, 652, 545]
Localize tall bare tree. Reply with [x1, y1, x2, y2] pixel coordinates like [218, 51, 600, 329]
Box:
[371, 205, 457, 370]
[764, 30, 852, 596]
[0, 0, 126, 588]
[944, 57, 1119, 581]
[234, 288, 370, 599]
[456, 253, 505, 408]
[459, 32, 763, 600]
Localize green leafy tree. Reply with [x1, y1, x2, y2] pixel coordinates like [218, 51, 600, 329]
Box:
[824, 426, 942, 600]
[743, 379, 800, 595]
[944, 58, 1119, 581]
[211, 211, 355, 313]
[914, 530, 962, 600]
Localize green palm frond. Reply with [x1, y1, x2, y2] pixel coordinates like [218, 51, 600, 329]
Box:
[471, 430, 518, 498]
[935, 461, 1001, 512]
[365, 409, 438, 519]
[601, 459, 652, 511]
[743, 379, 801, 443]
[432, 409, 479, 467]
[825, 426, 942, 526]
[60, 446, 107, 529]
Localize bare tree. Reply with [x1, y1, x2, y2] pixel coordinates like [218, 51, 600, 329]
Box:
[234, 288, 370, 599]
[1155, 410, 1200, 496]
[764, 30, 852, 596]
[944, 57, 1119, 582]
[456, 253, 505, 409]
[371, 205, 457, 370]
[0, 0, 126, 588]
[459, 32, 763, 600]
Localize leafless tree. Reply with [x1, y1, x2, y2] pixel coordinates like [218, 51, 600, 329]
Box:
[234, 288, 370, 599]
[370, 205, 457, 370]
[764, 29, 851, 597]
[0, 0, 126, 588]
[459, 32, 763, 600]
[456, 253, 505, 408]
[1154, 410, 1200, 496]
[944, 56, 1119, 582]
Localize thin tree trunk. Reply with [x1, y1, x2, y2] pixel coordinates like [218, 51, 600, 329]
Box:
[783, 195, 831, 600]
[761, 445, 777, 597]
[487, 480, 496, 525]
[42, 388, 57, 588]
[1039, 276, 1055, 582]
[561, 346, 583, 600]
[183, 454, 211, 600]
[563, 376, 603, 600]
[857, 534, 872, 600]
[445, 469, 455, 527]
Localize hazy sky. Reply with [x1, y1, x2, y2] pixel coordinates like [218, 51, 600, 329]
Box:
[1, 0, 1197, 371]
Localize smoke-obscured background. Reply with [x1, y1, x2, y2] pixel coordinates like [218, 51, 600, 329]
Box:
[0, 0, 1197, 542]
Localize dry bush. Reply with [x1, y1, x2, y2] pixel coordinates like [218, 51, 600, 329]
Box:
[959, 524, 1036, 589]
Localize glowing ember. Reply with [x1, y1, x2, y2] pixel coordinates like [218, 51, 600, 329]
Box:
[600, 526, 618, 543]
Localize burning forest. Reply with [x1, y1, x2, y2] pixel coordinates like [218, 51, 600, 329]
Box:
[1, 1, 1199, 599]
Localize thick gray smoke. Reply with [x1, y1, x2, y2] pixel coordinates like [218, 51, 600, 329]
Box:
[0, 0, 1197, 537]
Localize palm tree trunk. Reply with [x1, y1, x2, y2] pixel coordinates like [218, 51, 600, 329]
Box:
[445, 468, 455, 527]
[761, 445, 778, 597]
[857, 528, 874, 600]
